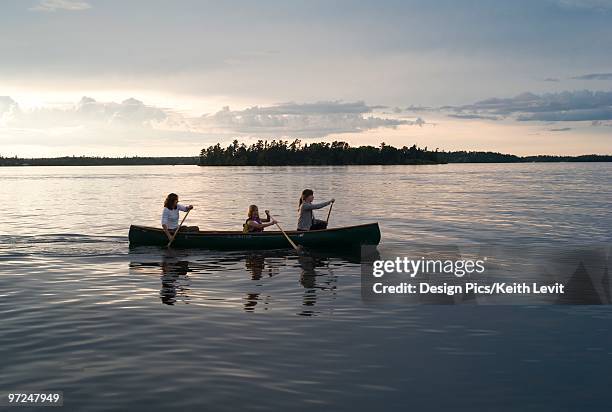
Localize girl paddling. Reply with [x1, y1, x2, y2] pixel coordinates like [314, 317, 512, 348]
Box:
[161, 193, 198, 241]
[243, 205, 277, 233]
[297, 189, 334, 231]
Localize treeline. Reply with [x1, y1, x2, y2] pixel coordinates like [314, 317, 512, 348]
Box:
[199, 140, 612, 166]
[438, 152, 612, 163]
[2, 141, 611, 167]
[521, 154, 612, 162]
[0, 156, 199, 167]
[200, 140, 442, 165]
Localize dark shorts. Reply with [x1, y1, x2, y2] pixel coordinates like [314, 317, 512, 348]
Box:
[310, 221, 328, 230]
[297, 220, 327, 231]
[170, 226, 199, 233]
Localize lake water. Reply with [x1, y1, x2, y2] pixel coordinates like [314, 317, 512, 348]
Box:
[1, 163, 611, 411]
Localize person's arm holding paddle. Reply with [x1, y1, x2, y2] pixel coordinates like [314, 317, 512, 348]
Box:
[178, 204, 194, 213]
[302, 199, 334, 211]
[161, 193, 194, 241]
[308, 199, 334, 230]
[162, 205, 193, 240]
[297, 189, 334, 231]
[261, 210, 271, 223]
[247, 218, 277, 231]
[243, 205, 276, 233]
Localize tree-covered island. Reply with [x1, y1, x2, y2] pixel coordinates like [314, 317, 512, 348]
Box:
[1, 139, 610, 166]
[198, 139, 610, 166]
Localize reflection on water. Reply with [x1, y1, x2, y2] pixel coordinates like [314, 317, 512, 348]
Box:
[244, 253, 269, 312]
[129, 251, 193, 306]
[1, 164, 612, 410]
[129, 248, 348, 316]
[160, 256, 191, 305]
[298, 255, 339, 316]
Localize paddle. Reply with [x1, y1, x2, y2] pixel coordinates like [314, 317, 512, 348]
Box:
[326, 201, 334, 225]
[167, 209, 191, 248]
[270, 215, 302, 253]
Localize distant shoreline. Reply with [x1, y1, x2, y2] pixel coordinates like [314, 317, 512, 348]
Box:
[2, 140, 611, 167]
[0, 157, 200, 167]
[1, 155, 611, 167]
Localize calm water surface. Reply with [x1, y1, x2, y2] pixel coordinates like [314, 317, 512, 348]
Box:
[1, 164, 611, 411]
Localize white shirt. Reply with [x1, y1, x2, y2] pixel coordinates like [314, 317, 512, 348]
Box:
[161, 204, 189, 230]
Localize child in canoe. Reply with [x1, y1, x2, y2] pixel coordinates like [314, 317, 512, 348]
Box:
[297, 189, 334, 231]
[161, 193, 199, 240]
[243, 205, 277, 233]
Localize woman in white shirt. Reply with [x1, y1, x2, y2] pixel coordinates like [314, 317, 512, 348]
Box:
[161, 193, 197, 241]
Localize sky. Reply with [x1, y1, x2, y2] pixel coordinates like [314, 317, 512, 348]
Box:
[1, 0, 611, 157]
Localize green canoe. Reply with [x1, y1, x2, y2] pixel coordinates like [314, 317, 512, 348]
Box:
[128, 223, 381, 250]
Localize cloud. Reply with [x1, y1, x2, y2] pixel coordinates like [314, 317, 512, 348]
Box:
[75, 96, 167, 125]
[0, 96, 20, 123]
[0, 96, 219, 153]
[0, 96, 19, 113]
[591, 120, 612, 126]
[29, 0, 91, 12]
[0, 96, 425, 152]
[549, 127, 572, 131]
[0, 95, 175, 149]
[517, 108, 612, 121]
[198, 101, 423, 137]
[224, 101, 376, 116]
[1, 97, 418, 136]
[553, 0, 612, 10]
[450, 90, 612, 122]
[571, 72, 612, 80]
[448, 113, 500, 120]
[1, 96, 167, 129]
[543, 77, 560, 82]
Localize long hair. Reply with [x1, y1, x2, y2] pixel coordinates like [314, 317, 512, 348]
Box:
[299, 189, 313, 208]
[247, 204, 259, 219]
[164, 193, 178, 210]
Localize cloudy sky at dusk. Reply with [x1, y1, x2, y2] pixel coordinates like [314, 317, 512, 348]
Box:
[1, 0, 612, 156]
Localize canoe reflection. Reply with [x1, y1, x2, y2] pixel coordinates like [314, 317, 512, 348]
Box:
[129, 247, 361, 313]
